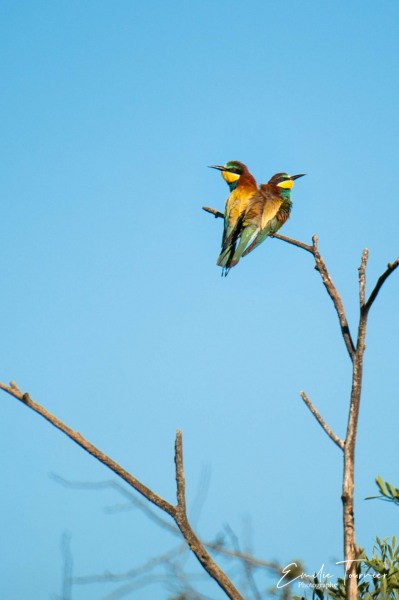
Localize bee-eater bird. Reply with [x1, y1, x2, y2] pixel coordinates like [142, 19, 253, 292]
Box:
[223, 172, 306, 273]
[209, 161, 258, 274]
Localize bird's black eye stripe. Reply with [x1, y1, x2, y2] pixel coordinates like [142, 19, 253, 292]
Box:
[228, 168, 242, 175]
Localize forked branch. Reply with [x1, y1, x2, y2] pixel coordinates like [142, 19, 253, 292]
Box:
[0, 382, 244, 600]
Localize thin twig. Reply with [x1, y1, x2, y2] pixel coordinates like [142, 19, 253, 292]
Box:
[358, 249, 368, 309]
[271, 232, 313, 253]
[210, 545, 285, 572]
[175, 430, 186, 512]
[71, 544, 186, 584]
[300, 391, 344, 450]
[61, 532, 73, 600]
[99, 573, 175, 600]
[311, 236, 356, 361]
[364, 256, 399, 313]
[202, 206, 224, 219]
[166, 561, 215, 600]
[51, 475, 179, 535]
[224, 525, 262, 600]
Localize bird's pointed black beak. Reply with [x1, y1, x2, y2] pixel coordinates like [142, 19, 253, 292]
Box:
[209, 165, 226, 171]
[291, 174, 306, 180]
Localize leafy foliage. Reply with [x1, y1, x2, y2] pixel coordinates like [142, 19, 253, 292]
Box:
[322, 537, 399, 600]
[366, 476, 399, 506]
[289, 478, 399, 600]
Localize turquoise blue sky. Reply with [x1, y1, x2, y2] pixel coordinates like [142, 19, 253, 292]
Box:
[1, 1, 399, 598]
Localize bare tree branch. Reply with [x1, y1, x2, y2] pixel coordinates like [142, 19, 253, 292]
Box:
[175, 430, 186, 512]
[51, 475, 179, 536]
[0, 383, 176, 516]
[342, 320, 366, 597]
[300, 391, 344, 450]
[99, 573, 179, 600]
[171, 430, 244, 599]
[0, 382, 244, 600]
[224, 525, 262, 600]
[210, 546, 286, 573]
[166, 560, 217, 600]
[364, 256, 399, 313]
[60, 532, 73, 600]
[311, 235, 356, 362]
[202, 206, 224, 219]
[71, 544, 186, 584]
[272, 232, 314, 253]
[358, 249, 368, 309]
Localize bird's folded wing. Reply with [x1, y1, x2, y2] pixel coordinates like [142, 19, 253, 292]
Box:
[241, 197, 282, 257]
[260, 197, 282, 229]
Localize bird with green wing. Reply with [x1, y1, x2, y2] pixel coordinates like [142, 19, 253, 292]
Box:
[209, 160, 258, 275]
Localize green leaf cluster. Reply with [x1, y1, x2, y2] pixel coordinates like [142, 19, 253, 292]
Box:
[290, 478, 399, 600]
[296, 537, 399, 600]
[365, 476, 399, 506]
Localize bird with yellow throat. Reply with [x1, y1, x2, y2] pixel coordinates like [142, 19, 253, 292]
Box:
[209, 161, 258, 273]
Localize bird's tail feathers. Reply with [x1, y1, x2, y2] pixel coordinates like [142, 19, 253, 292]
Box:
[229, 225, 259, 265]
[216, 215, 245, 275]
[241, 237, 260, 257]
[217, 245, 235, 268]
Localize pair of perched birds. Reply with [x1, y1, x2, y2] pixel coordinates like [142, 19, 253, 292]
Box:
[210, 161, 305, 275]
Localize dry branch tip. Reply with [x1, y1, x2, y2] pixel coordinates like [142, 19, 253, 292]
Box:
[300, 390, 344, 451]
[9, 380, 21, 393]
